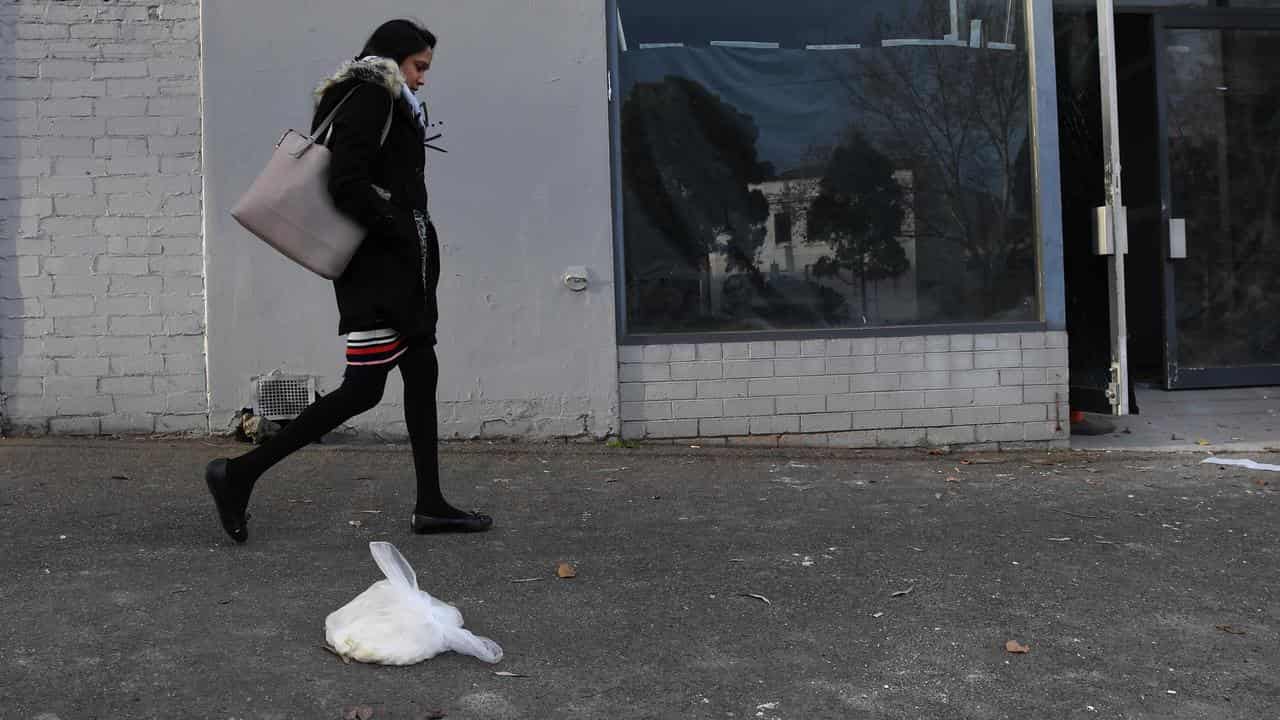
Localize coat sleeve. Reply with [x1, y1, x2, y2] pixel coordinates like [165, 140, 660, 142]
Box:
[323, 83, 402, 237]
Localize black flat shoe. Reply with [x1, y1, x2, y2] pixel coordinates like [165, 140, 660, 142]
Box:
[411, 511, 493, 534]
[206, 458, 248, 543]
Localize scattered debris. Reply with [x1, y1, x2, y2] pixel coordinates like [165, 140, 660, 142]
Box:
[110, 474, 129, 481]
[1202, 458, 1280, 473]
[891, 585, 915, 598]
[740, 593, 772, 605]
[235, 410, 281, 444]
[415, 710, 447, 720]
[1005, 640, 1030, 654]
[288, 498, 314, 504]
[556, 563, 577, 579]
[945, 476, 960, 483]
[348, 520, 363, 528]
[872, 612, 884, 618]
[908, 546, 925, 553]
[756, 701, 779, 716]
[1054, 509, 1100, 520]
[358, 510, 382, 515]
[1047, 537, 1072, 542]
[493, 671, 529, 678]
[510, 578, 544, 584]
[342, 706, 374, 720]
[1197, 439, 1212, 446]
[1215, 624, 1246, 635]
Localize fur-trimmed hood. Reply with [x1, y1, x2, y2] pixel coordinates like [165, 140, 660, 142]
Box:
[314, 56, 403, 104]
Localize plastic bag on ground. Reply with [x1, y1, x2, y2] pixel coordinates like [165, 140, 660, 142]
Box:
[325, 541, 503, 666]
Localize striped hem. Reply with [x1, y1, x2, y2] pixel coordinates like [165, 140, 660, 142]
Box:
[346, 328, 406, 366]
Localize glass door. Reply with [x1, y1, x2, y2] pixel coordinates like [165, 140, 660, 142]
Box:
[1159, 12, 1280, 388]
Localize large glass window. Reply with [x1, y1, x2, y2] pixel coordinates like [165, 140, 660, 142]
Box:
[616, 0, 1040, 334]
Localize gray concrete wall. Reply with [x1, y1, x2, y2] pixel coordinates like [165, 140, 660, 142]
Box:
[0, 1, 207, 436]
[202, 1, 619, 439]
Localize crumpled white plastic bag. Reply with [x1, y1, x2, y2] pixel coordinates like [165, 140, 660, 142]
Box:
[325, 541, 503, 666]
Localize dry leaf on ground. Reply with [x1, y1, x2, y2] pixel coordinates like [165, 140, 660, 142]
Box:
[556, 563, 577, 579]
[1215, 624, 1246, 635]
[1005, 640, 1031, 654]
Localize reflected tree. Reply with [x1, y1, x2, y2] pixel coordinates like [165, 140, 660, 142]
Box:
[806, 133, 909, 323]
[826, 1, 1036, 320]
[621, 76, 772, 327]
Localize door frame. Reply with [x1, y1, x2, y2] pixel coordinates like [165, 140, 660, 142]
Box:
[1154, 8, 1280, 389]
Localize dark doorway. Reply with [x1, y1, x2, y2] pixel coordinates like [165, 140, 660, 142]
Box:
[1116, 14, 1166, 386]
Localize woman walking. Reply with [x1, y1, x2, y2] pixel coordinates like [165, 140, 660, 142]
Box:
[206, 19, 491, 543]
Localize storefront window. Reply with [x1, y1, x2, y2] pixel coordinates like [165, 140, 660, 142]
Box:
[616, 0, 1039, 334]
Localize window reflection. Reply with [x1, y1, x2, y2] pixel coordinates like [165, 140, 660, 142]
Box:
[618, 0, 1039, 334]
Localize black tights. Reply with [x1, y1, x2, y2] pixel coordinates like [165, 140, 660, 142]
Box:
[227, 341, 463, 518]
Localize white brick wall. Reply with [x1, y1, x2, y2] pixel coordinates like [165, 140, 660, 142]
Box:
[620, 332, 1071, 450]
[0, 1, 206, 435]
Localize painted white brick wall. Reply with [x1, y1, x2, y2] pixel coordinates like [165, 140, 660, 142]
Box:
[0, 1, 206, 435]
[620, 332, 1071, 450]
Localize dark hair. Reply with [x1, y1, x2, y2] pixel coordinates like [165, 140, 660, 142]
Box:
[358, 19, 437, 63]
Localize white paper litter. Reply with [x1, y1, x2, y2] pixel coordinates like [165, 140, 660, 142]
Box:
[1201, 458, 1280, 473]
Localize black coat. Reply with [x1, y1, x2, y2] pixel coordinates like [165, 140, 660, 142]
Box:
[311, 59, 439, 343]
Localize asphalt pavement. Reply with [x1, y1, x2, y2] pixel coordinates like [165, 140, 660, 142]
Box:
[1, 438, 1277, 719]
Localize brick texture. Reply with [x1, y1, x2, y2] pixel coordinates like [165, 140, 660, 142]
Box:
[619, 332, 1069, 450]
[0, 1, 206, 435]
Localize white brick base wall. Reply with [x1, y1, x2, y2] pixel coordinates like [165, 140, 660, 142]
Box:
[619, 332, 1070, 449]
[0, 1, 205, 435]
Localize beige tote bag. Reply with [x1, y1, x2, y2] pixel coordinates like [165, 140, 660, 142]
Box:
[231, 87, 393, 280]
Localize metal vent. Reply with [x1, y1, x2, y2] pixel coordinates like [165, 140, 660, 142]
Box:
[254, 375, 315, 421]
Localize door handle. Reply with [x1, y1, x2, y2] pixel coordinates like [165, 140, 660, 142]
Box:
[1093, 205, 1129, 256]
[1169, 218, 1187, 259]
[1093, 206, 1113, 255]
